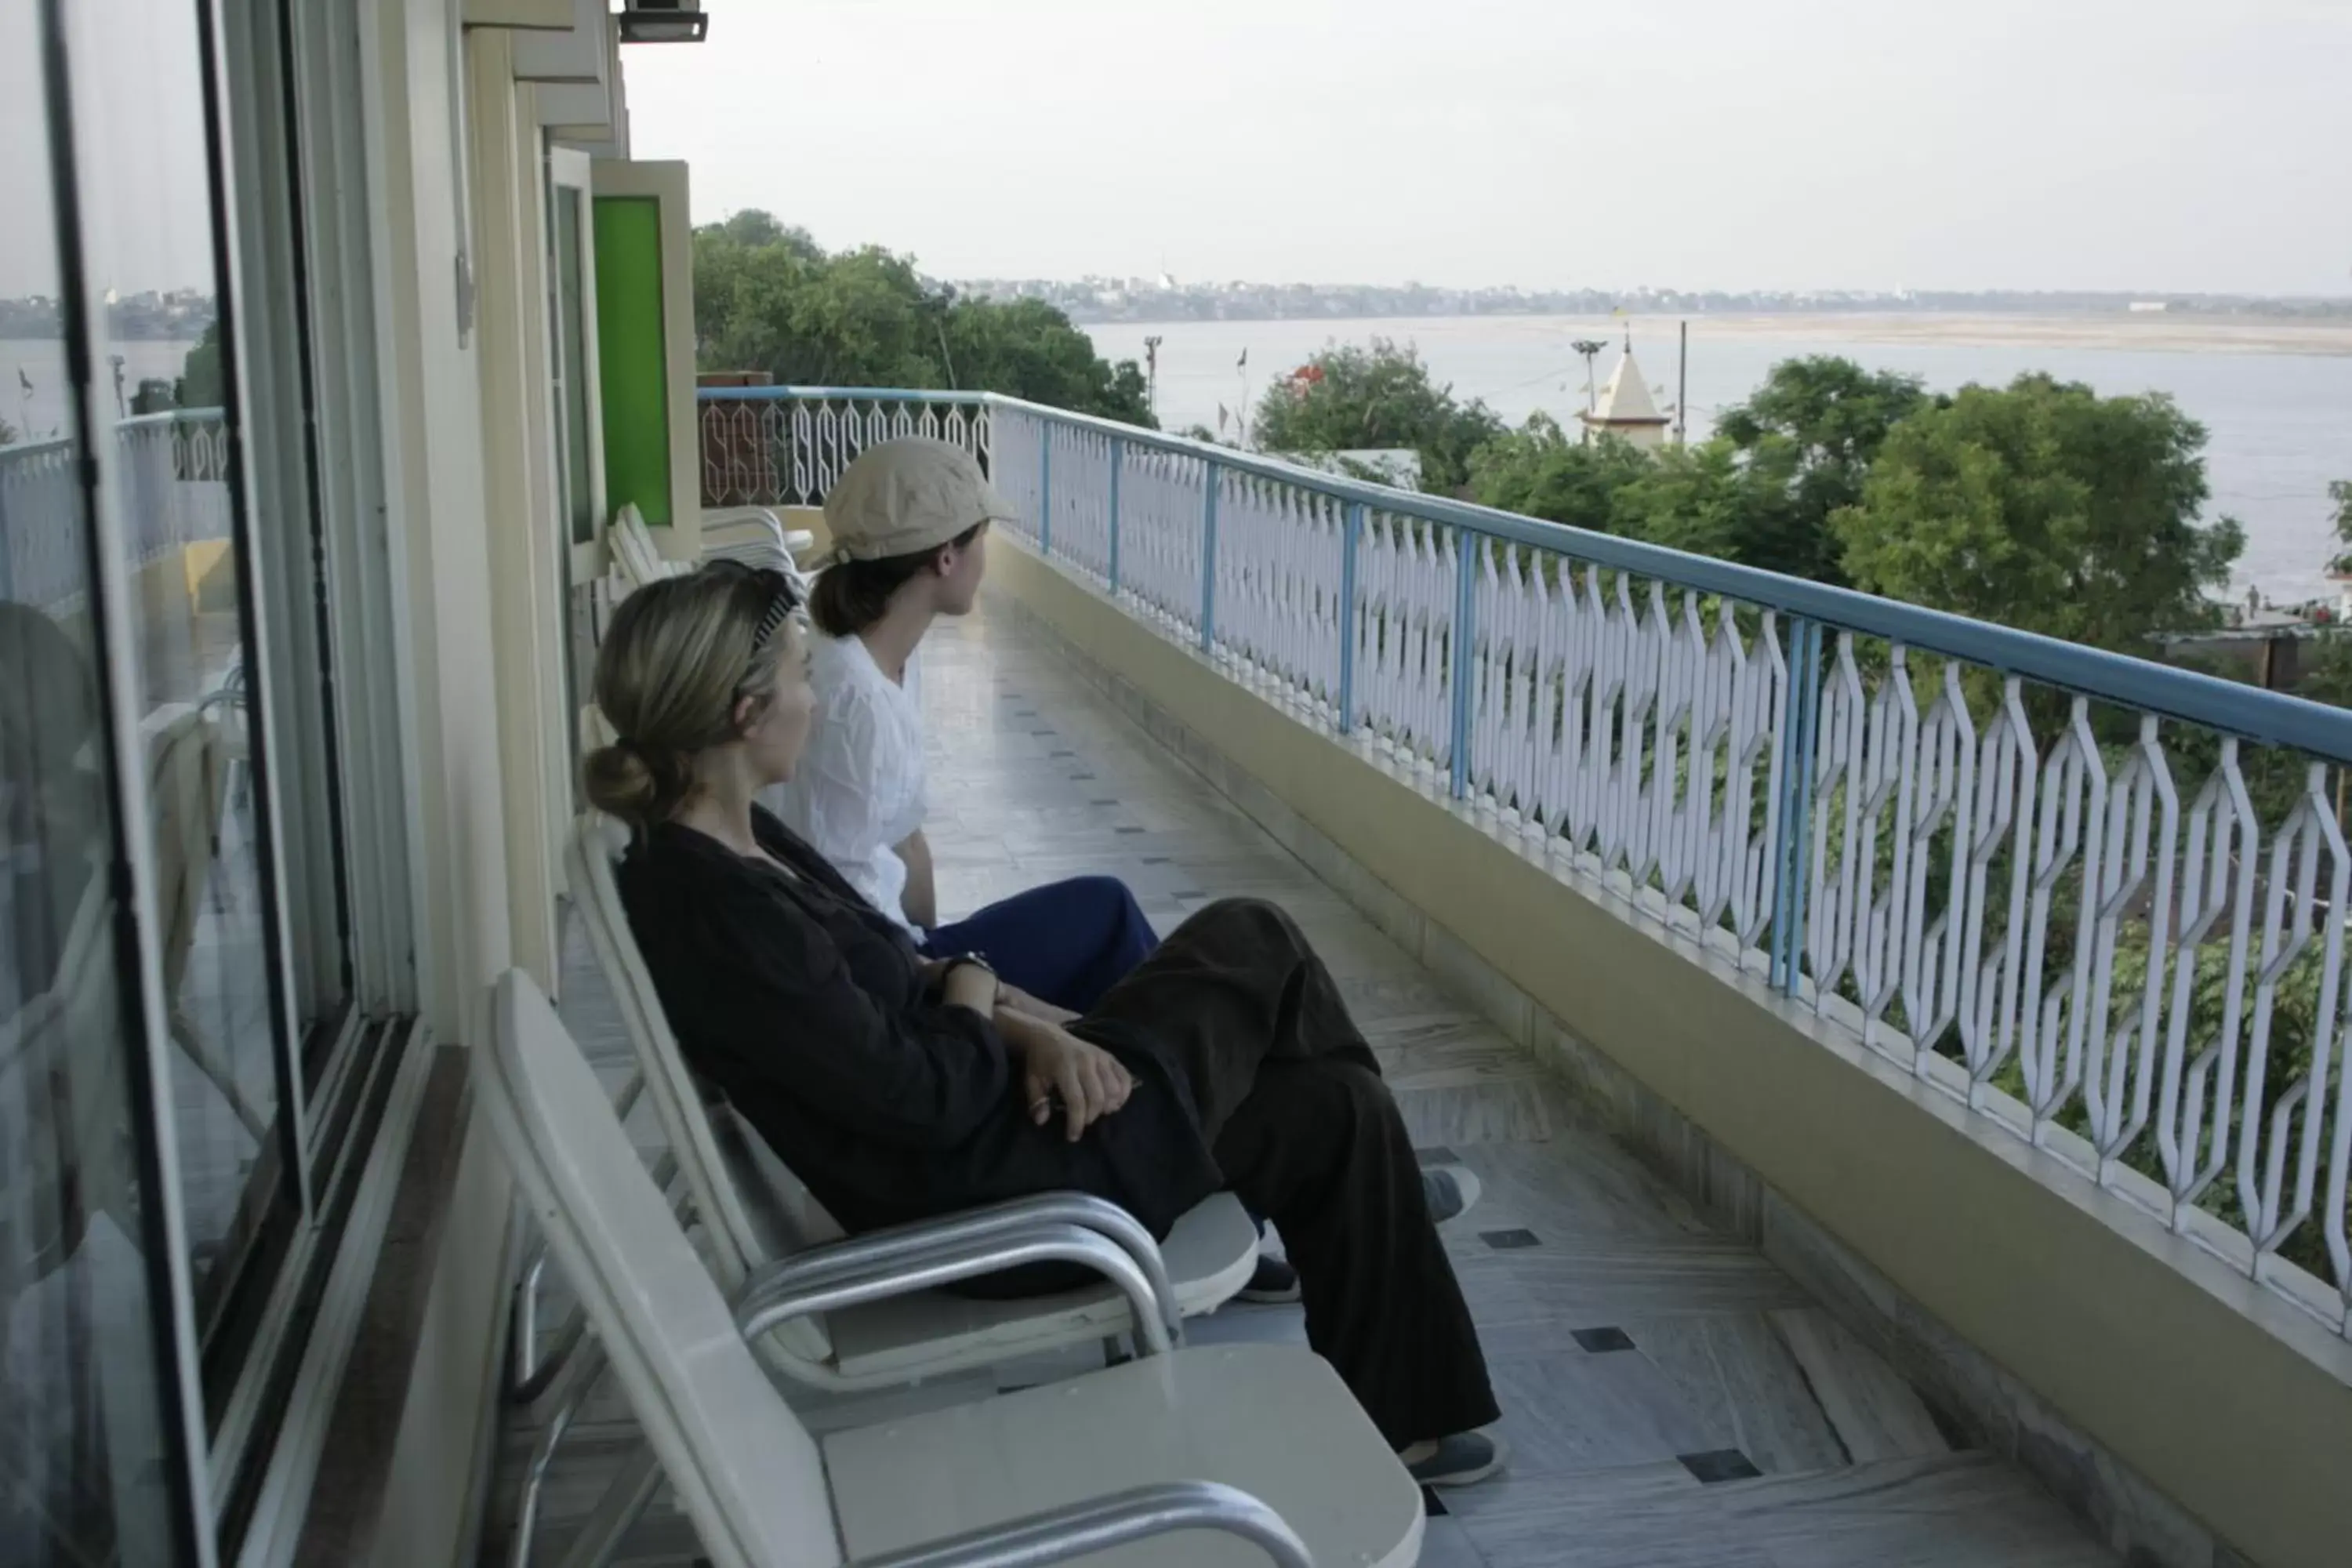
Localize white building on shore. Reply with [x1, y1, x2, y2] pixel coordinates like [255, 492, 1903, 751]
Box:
[1578, 341, 1674, 449]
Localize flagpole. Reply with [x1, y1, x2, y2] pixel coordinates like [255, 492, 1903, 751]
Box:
[1236, 346, 1250, 449]
[1676, 319, 1689, 446]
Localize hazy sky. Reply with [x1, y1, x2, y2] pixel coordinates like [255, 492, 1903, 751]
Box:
[623, 0, 2352, 296]
[1, 0, 216, 299]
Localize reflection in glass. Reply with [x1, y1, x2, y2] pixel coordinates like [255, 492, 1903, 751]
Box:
[553, 182, 598, 800]
[67, 0, 292, 1385]
[557, 187, 595, 549]
[0, 7, 185, 1561]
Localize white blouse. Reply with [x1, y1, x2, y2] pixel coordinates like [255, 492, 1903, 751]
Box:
[763, 633, 928, 935]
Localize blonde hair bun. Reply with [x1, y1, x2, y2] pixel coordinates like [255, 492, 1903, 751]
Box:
[583, 566, 802, 832]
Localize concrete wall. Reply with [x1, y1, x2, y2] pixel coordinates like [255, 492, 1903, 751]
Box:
[466, 26, 568, 994]
[985, 537, 2352, 1568]
[372, 0, 513, 1043]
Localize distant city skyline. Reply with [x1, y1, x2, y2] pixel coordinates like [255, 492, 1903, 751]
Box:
[9, 278, 2352, 347]
[622, 0, 2350, 299]
[949, 277, 2350, 310]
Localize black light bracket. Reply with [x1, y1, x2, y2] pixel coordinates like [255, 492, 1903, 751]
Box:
[619, 5, 709, 44]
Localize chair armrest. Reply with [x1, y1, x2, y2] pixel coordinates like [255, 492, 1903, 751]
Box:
[699, 506, 786, 551]
[853, 1480, 1312, 1568]
[737, 1224, 1174, 1358]
[739, 1194, 1185, 1345]
[740, 1190, 1182, 1349]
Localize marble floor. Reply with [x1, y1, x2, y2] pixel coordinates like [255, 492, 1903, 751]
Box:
[478, 601, 2118, 1568]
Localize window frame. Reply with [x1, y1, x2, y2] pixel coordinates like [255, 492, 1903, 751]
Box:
[32, 0, 432, 1557]
[194, 0, 428, 1554]
[20, 0, 437, 1558]
[26, 2, 222, 1561]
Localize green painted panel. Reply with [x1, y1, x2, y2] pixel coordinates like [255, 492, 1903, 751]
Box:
[593, 195, 670, 526]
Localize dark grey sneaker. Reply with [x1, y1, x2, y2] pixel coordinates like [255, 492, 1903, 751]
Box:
[1236, 1254, 1301, 1304]
[1406, 1430, 1510, 1488]
[1421, 1164, 1483, 1225]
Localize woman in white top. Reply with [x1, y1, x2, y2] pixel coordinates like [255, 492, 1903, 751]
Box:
[769, 437, 1389, 1305]
[764, 438, 1160, 1020]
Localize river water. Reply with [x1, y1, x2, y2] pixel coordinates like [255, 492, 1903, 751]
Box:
[13, 319, 2349, 606]
[1087, 313, 2352, 607]
[3, 338, 203, 441]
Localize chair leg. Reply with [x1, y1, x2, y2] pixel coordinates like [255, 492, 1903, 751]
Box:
[513, 1300, 595, 1423]
[509, 1339, 608, 1568]
[552, 1441, 664, 1568]
[510, 1247, 599, 1417]
[510, 1247, 545, 1393]
[505, 1149, 698, 1561]
[511, 1152, 682, 1412]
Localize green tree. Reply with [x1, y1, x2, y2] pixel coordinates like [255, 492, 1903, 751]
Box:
[1833, 374, 2244, 652]
[710, 209, 816, 252]
[1713, 357, 1936, 584]
[1468, 355, 1929, 579]
[942, 296, 1152, 426]
[177, 321, 223, 408]
[1467, 413, 1656, 535]
[1251, 339, 1503, 495]
[1613, 437, 1782, 564]
[692, 212, 1153, 423]
[1468, 418, 1807, 579]
[696, 226, 941, 390]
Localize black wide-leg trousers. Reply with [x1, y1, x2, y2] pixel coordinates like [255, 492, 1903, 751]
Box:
[1085, 898, 1501, 1449]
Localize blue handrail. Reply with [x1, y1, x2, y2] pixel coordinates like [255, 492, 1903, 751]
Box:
[0, 407, 223, 457]
[698, 386, 981, 405]
[699, 384, 2352, 761]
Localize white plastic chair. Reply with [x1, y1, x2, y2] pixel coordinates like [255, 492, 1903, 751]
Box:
[608, 503, 684, 594]
[563, 808, 1260, 1390]
[143, 705, 267, 1143]
[520, 811, 1261, 1566]
[608, 503, 815, 615]
[701, 503, 816, 591]
[481, 967, 1425, 1568]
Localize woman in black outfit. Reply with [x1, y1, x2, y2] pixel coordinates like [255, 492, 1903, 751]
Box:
[586, 561, 1505, 1487]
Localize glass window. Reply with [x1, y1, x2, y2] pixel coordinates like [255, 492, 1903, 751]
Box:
[281, 0, 410, 1033]
[5, 0, 414, 1556]
[557, 187, 597, 550]
[65, 0, 299, 1427]
[212, 0, 357, 1091]
[551, 176, 600, 800]
[0, 3, 198, 1563]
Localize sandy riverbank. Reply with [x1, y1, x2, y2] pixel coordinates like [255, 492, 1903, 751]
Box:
[1506, 312, 2352, 358]
[1100, 310, 2352, 358]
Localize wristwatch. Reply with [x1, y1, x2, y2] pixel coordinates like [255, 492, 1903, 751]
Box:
[938, 952, 1000, 1004]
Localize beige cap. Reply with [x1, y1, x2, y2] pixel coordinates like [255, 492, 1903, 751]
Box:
[821, 437, 1016, 564]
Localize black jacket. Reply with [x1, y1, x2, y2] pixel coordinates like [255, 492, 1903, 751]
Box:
[617, 810, 1223, 1242]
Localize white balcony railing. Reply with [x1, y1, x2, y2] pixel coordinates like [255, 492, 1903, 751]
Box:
[699, 386, 2352, 1343]
[0, 408, 234, 611]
